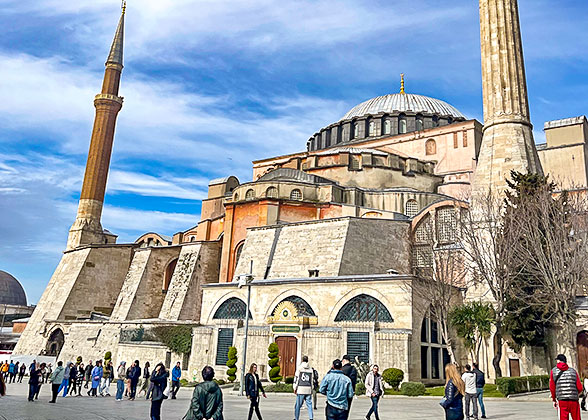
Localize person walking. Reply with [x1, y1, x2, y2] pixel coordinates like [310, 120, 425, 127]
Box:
[245, 363, 266, 420]
[34, 363, 47, 400]
[28, 362, 45, 402]
[18, 362, 26, 383]
[45, 363, 52, 384]
[293, 355, 314, 420]
[49, 361, 65, 403]
[129, 360, 141, 400]
[8, 361, 15, 384]
[116, 361, 126, 401]
[89, 360, 103, 397]
[340, 355, 357, 413]
[472, 363, 486, 419]
[319, 359, 355, 420]
[1, 361, 8, 380]
[68, 362, 78, 396]
[312, 367, 319, 410]
[149, 363, 169, 420]
[58, 362, 71, 398]
[462, 364, 478, 420]
[365, 364, 384, 420]
[138, 361, 151, 398]
[183, 366, 224, 420]
[12, 361, 20, 384]
[84, 360, 93, 389]
[0, 368, 5, 397]
[125, 363, 132, 398]
[550, 354, 583, 420]
[75, 363, 85, 396]
[100, 361, 112, 396]
[441, 364, 465, 420]
[581, 361, 588, 411]
[171, 362, 182, 399]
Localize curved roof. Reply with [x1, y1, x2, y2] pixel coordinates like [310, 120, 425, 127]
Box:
[341, 93, 465, 121]
[0, 270, 27, 306]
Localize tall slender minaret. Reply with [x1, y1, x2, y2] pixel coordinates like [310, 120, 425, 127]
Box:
[67, 4, 126, 250]
[472, 0, 542, 199]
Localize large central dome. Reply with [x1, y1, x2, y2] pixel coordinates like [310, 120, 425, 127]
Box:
[342, 93, 465, 121]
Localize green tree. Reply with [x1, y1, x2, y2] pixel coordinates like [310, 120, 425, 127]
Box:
[226, 347, 238, 382]
[268, 342, 282, 383]
[450, 301, 494, 363]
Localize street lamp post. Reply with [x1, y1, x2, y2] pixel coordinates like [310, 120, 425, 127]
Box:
[238, 261, 254, 396]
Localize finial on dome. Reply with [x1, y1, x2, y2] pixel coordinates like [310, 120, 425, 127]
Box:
[400, 73, 405, 94]
[122, 0, 126, 15]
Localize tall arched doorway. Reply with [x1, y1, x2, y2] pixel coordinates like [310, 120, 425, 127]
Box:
[45, 328, 64, 357]
[578, 331, 588, 371]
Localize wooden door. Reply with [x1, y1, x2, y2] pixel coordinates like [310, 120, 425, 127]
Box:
[509, 359, 521, 377]
[276, 336, 297, 378]
[577, 332, 588, 371]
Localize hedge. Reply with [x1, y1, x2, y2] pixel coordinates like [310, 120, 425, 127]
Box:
[400, 381, 426, 396]
[382, 368, 404, 391]
[355, 381, 366, 396]
[495, 375, 549, 396]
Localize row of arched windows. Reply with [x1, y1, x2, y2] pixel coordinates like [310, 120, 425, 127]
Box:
[212, 293, 393, 323]
[238, 188, 303, 201]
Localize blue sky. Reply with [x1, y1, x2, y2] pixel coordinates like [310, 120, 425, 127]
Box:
[1, 0, 587, 304]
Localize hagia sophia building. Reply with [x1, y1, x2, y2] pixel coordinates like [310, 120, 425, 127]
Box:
[10, 0, 588, 384]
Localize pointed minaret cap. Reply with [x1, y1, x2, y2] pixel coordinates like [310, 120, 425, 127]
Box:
[400, 73, 406, 94]
[106, 2, 125, 67]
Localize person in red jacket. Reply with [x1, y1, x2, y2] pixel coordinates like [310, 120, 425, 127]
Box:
[550, 354, 583, 420]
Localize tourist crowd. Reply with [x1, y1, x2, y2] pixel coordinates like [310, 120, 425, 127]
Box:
[2, 352, 586, 420]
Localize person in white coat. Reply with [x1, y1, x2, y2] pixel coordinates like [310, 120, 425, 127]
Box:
[293, 356, 314, 420]
[365, 364, 384, 420]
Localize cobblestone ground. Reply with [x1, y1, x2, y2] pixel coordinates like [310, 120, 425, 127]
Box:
[0, 381, 558, 419]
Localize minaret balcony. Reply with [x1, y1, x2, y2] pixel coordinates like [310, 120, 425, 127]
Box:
[94, 93, 124, 105]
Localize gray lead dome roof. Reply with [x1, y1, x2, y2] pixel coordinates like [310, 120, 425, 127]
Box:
[0, 270, 27, 306]
[341, 93, 465, 120]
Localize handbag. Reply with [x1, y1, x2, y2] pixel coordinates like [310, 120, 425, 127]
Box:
[162, 380, 171, 399]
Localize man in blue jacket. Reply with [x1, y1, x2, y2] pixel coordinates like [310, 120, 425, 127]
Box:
[171, 362, 181, 399]
[319, 359, 355, 420]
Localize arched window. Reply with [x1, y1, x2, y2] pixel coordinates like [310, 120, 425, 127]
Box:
[233, 192, 239, 201]
[383, 119, 391, 135]
[265, 186, 278, 198]
[425, 139, 436, 155]
[163, 258, 178, 292]
[432, 116, 439, 127]
[335, 294, 393, 322]
[416, 116, 424, 131]
[337, 126, 344, 143]
[368, 120, 376, 136]
[405, 200, 419, 218]
[245, 189, 255, 200]
[421, 314, 450, 380]
[399, 115, 407, 134]
[213, 297, 252, 319]
[272, 296, 316, 317]
[436, 207, 457, 243]
[353, 122, 359, 139]
[234, 241, 245, 272]
[45, 328, 65, 357]
[290, 189, 302, 200]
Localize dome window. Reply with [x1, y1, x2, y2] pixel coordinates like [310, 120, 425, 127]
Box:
[399, 115, 407, 134]
[405, 200, 419, 218]
[265, 186, 278, 198]
[233, 192, 239, 201]
[368, 120, 376, 136]
[290, 189, 302, 200]
[416, 116, 424, 131]
[245, 189, 255, 200]
[353, 122, 359, 139]
[383, 119, 391, 135]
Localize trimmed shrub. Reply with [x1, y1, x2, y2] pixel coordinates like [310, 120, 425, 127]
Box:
[382, 368, 404, 391]
[400, 381, 426, 396]
[355, 381, 366, 396]
[265, 383, 293, 393]
[284, 376, 294, 384]
[214, 379, 226, 386]
[268, 342, 282, 383]
[226, 346, 238, 382]
[495, 375, 549, 396]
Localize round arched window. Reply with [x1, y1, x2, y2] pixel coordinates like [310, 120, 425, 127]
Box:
[245, 189, 255, 200]
[290, 189, 302, 200]
[425, 139, 436, 155]
[266, 186, 278, 198]
[368, 121, 376, 136]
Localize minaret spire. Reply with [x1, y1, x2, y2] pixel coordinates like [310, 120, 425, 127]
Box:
[400, 73, 405, 94]
[67, 6, 126, 250]
[472, 0, 542, 200]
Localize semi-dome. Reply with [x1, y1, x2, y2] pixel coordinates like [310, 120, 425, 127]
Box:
[341, 93, 465, 121]
[0, 270, 27, 306]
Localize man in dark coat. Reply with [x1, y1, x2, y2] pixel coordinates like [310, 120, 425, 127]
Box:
[129, 360, 142, 400]
[183, 366, 223, 420]
[340, 355, 358, 412]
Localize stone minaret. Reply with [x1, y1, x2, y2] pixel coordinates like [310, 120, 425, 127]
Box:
[67, 6, 126, 250]
[472, 0, 542, 199]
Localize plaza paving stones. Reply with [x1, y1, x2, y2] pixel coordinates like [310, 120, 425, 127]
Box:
[0, 381, 559, 419]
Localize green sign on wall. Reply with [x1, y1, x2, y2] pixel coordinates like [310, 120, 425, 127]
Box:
[271, 325, 301, 333]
